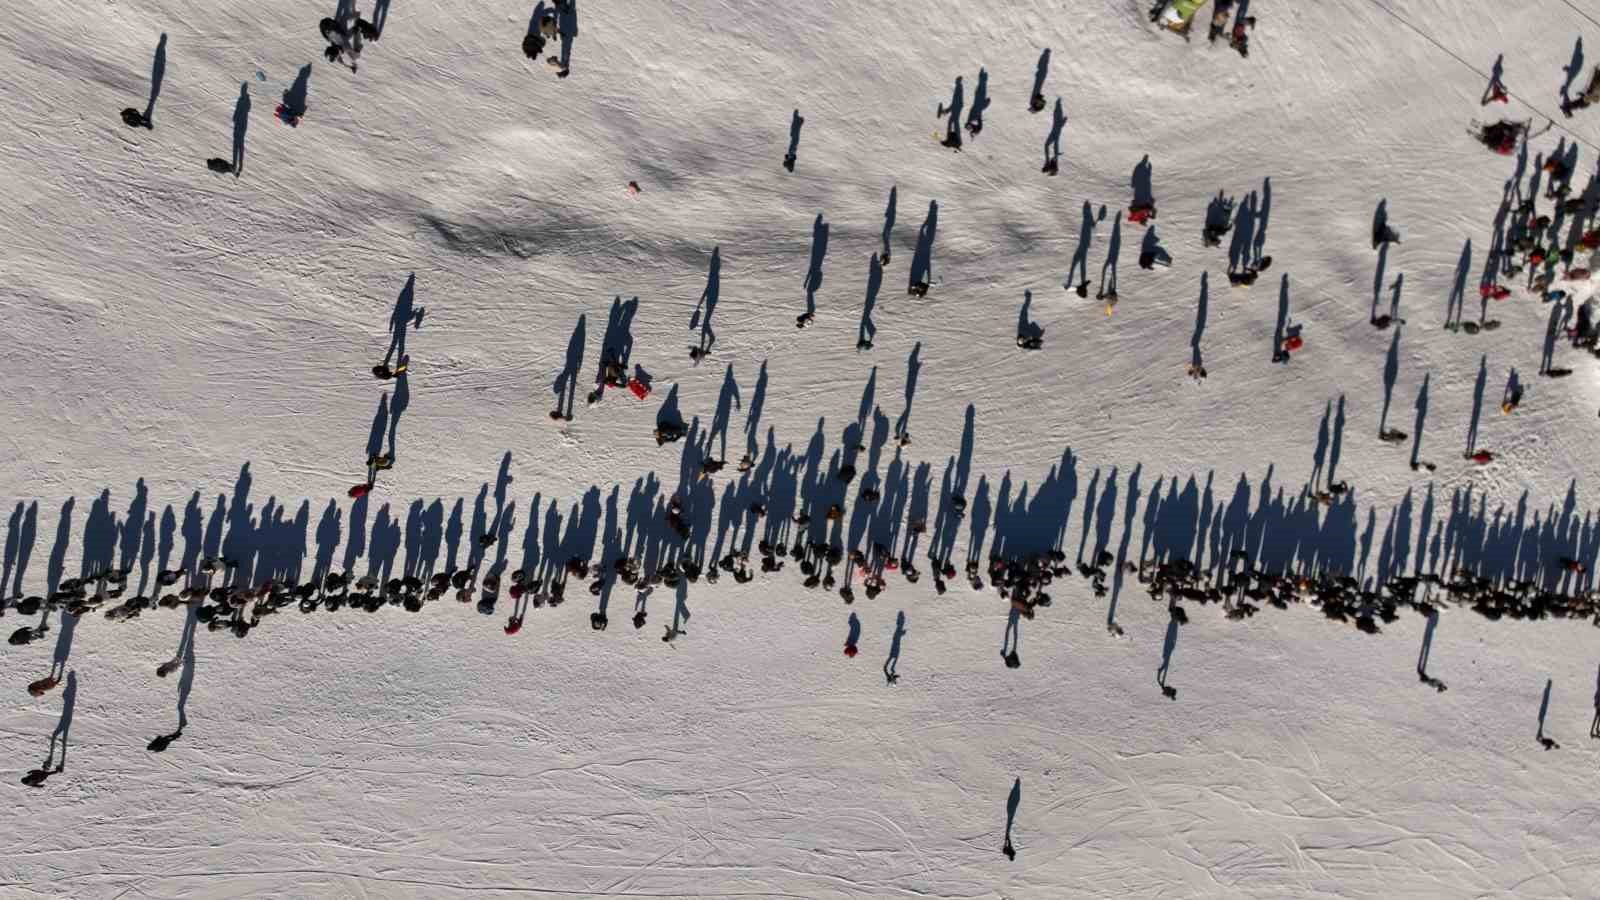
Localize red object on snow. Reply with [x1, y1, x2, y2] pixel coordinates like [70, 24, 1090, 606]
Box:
[348, 483, 372, 498]
[1478, 283, 1495, 299]
[509, 584, 524, 599]
[627, 378, 651, 400]
[1490, 285, 1511, 300]
[844, 644, 858, 658]
[1469, 450, 1494, 464]
[1489, 86, 1509, 104]
[504, 619, 522, 635]
[1284, 334, 1304, 352]
[1128, 206, 1153, 225]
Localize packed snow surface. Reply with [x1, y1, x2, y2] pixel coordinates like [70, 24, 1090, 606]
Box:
[5, 0, 1600, 896]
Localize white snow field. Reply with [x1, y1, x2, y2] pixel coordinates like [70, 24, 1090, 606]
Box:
[7, 0, 1600, 895]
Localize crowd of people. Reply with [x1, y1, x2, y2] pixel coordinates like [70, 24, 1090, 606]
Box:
[31, 0, 1591, 797]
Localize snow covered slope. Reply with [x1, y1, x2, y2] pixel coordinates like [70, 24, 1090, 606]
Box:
[4, 0, 1600, 896]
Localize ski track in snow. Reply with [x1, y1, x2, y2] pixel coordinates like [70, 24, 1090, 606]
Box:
[6, 0, 1600, 897]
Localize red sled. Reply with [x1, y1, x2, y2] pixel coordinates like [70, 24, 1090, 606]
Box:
[1284, 334, 1304, 352]
[348, 482, 372, 498]
[627, 378, 651, 400]
[1480, 284, 1510, 300]
[1128, 206, 1155, 225]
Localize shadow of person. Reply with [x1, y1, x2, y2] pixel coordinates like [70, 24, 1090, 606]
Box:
[150, 639, 194, 751]
[857, 255, 881, 349]
[231, 82, 251, 178]
[879, 185, 896, 263]
[144, 33, 167, 125]
[1590, 663, 1600, 739]
[784, 109, 804, 171]
[883, 610, 906, 684]
[965, 67, 989, 137]
[372, 0, 391, 37]
[381, 274, 417, 367]
[691, 247, 721, 360]
[1157, 615, 1179, 699]
[1097, 212, 1122, 306]
[24, 670, 77, 785]
[1537, 677, 1560, 750]
[552, 314, 586, 420]
[908, 203, 938, 296]
[1137, 226, 1171, 269]
[1416, 609, 1447, 691]
[1410, 374, 1431, 471]
[1003, 776, 1021, 859]
[800, 213, 829, 325]
[1001, 605, 1022, 667]
[1016, 290, 1043, 349]
[557, 0, 578, 75]
[937, 76, 964, 150]
[1130, 154, 1156, 215]
[281, 63, 312, 122]
[1029, 48, 1051, 111]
